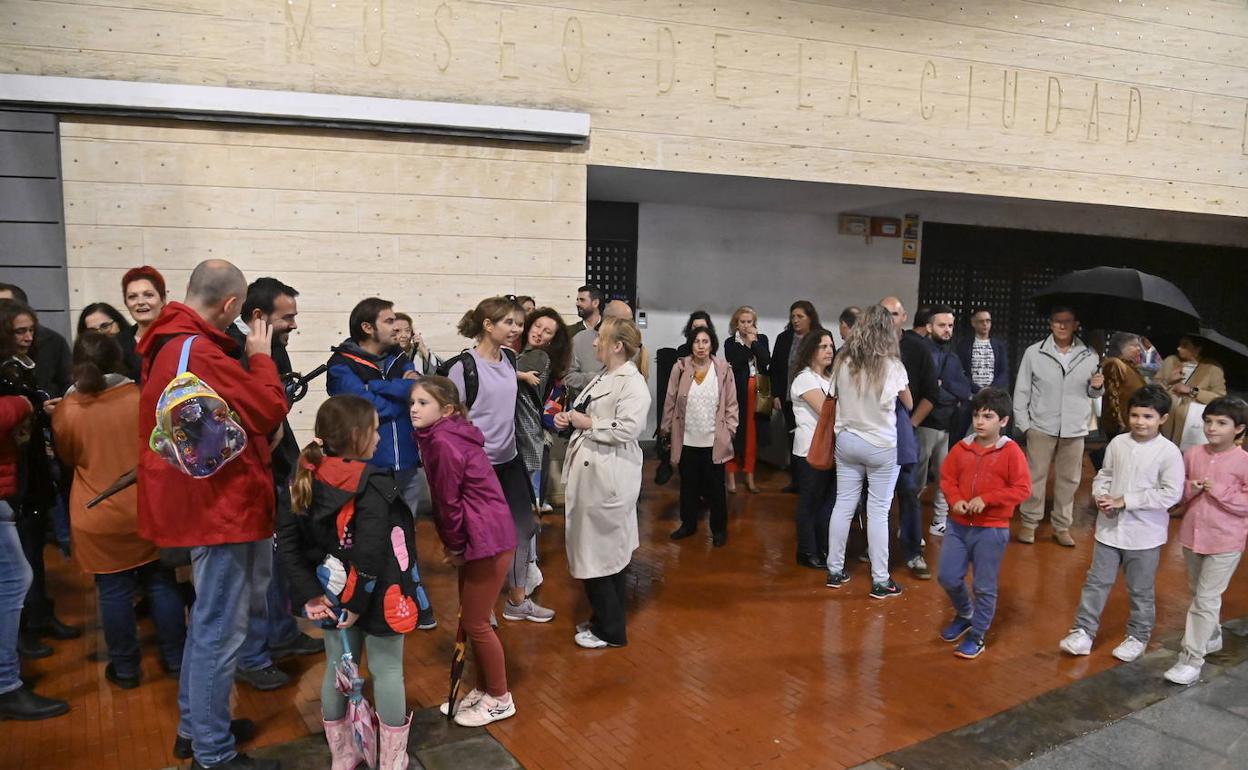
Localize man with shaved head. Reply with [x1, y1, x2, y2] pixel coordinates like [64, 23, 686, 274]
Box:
[138, 259, 288, 770]
[880, 296, 940, 580]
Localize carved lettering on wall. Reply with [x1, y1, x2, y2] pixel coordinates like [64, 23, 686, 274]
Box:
[434, 2, 453, 73]
[498, 11, 519, 80]
[797, 43, 814, 110]
[713, 33, 731, 100]
[920, 60, 936, 120]
[284, 0, 312, 52]
[364, 0, 384, 67]
[1001, 70, 1018, 129]
[562, 17, 583, 84]
[1086, 82, 1100, 141]
[656, 26, 674, 95]
[1045, 77, 1063, 134]
[846, 50, 861, 117]
[1127, 87, 1143, 143]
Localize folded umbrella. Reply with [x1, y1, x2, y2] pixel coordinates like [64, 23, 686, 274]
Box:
[335, 629, 378, 768]
[1031, 266, 1200, 335]
[446, 609, 467, 722]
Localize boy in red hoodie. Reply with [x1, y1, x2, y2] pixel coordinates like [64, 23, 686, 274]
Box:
[937, 387, 1032, 659]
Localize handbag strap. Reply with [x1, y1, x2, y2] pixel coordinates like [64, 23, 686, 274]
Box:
[176, 335, 198, 375]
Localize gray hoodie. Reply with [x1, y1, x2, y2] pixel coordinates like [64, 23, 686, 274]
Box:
[1013, 335, 1104, 439]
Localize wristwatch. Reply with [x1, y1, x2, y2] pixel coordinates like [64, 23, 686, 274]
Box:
[1191, 386, 1200, 397]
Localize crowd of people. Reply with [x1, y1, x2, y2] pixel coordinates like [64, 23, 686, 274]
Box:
[0, 266, 1244, 769]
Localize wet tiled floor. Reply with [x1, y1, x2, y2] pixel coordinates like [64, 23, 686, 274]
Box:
[6, 458, 1246, 769]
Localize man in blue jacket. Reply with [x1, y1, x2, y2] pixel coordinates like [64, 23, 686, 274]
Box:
[918, 305, 972, 537]
[327, 297, 435, 629]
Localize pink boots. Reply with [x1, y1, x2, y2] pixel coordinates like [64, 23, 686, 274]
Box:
[377, 714, 412, 770]
[323, 717, 365, 770]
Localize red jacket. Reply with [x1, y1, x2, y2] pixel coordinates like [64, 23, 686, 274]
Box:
[0, 396, 33, 499]
[137, 303, 288, 547]
[939, 435, 1031, 528]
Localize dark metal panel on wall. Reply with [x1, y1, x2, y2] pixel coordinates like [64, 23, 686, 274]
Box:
[586, 201, 639, 310]
[0, 110, 69, 339]
[918, 222, 1248, 389]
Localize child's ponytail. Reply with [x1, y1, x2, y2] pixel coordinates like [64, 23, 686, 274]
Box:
[289, 394, 380, 513]
[290, 438, 324, 512]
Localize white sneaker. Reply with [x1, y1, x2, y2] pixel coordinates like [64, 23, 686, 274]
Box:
[1164, 662, 1201, 685]
[574, 629, 617, 649]
[524, 562, 544, 595]
[929, 518, 946, 537]
[439, 687, 484, 716]
[452, 693, 516, 727]
[1112, 636, 1146, 662]
[575, 621, 591, 634]
[502, 598, 555, 623]
[1207, 634, 1223, 654]
[1059, 628, 1093, 656]
[538, 502, 553, 513]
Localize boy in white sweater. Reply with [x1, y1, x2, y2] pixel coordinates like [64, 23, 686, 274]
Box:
[1059, 384, 1184, 662]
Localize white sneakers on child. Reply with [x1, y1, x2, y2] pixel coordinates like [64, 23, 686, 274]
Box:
[1059, 628, 1093, 656]
[1112, 636, 1146, 662]
[439, 688, 484, 716]
[524, 562, 544, 596]
[452, 693, 516, 727]
[929, 517, 946, 537]
[574, 629, 610, 649]
[1164, 662, 1201, 685]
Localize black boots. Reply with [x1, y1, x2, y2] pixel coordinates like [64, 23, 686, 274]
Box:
[16, 632, 51, 659]
[0, 685, 70, 721]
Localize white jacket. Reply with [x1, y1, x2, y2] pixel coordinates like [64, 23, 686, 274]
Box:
[1013, 336, 1104, 439]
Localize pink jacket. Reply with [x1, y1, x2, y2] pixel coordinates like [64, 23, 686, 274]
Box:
[415, 415, 517, 562]
[1179, 445, 1248, 555]
[661, 356, 739, 465]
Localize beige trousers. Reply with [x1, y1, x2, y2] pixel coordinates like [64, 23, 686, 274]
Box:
[1180, 548, 1243, 667]
[1019, 430, 1084, 532]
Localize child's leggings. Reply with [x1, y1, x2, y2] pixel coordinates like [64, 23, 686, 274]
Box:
[321, 630, 406, 726]
[460, 550, 514, 697]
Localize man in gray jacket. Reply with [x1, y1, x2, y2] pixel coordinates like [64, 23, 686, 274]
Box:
[1013, 306, 1105, 547]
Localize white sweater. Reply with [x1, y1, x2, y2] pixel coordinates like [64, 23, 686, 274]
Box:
[1090, 433, 1185, 550]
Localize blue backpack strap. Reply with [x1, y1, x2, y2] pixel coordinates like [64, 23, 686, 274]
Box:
[177, 335, 198, 375]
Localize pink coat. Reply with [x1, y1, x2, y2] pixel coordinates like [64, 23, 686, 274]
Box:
[415, 415, 517, 562]
[1179, 445, 1248, 555]
[661, 356, 739, 465]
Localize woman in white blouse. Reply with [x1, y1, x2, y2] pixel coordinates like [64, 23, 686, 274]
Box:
[661, 327, 739, 547]
[789, 329, 837, 569]
[824, 305, 913, 597]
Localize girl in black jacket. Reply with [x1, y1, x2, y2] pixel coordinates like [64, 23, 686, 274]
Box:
[278, 394, 421, 770]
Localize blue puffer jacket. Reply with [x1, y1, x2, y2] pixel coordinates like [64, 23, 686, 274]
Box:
[326, 339, 419, 471]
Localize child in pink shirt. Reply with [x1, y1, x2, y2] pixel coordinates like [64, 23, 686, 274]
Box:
[1165, 396, 1248, 685]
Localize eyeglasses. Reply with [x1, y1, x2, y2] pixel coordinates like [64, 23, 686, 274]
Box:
[89, 320, 117, 333]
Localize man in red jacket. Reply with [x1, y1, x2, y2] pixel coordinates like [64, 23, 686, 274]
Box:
[936, 387, 1032, 661]
[138, 260, 287, 770]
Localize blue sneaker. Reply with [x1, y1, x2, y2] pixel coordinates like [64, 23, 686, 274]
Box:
[940, 616, 974, 643]
[825, 570, 850, 589]
[954, 635, 985, 659]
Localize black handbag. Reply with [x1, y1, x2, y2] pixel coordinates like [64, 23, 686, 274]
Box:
[654, 430, 674, 485]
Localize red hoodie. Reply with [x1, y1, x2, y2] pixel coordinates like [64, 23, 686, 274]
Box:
[136, 303, 288, 547]
[939, 435, 1032, 529]
[0, 395, 33, 499]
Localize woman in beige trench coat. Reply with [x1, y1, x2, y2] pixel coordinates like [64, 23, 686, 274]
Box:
[555, 317, 651, 650]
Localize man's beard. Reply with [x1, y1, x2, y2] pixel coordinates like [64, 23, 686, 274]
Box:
[576, 305, 593, 320]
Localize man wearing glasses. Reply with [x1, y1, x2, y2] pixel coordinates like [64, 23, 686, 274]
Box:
[1013, 306, 1105, 547]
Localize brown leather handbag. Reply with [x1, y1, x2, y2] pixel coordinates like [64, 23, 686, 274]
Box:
[754, 374, 773, 416]
[806, 394, 837, 470]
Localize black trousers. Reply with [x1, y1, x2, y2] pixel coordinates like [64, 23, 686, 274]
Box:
[678, 446, 728, 535]
[584, 566, 629, 646]
[793, 456, 835, 557]
[15, 507, 52, 627]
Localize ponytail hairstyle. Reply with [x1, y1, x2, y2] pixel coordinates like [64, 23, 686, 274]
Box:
[457, 296, 525, 339]
[291, 395, 378, 512]
[411, 375, 469, 419]
[71, 331, 125, 396]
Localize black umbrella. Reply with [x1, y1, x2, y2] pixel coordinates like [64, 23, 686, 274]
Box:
[1031, 267, 1200, 335]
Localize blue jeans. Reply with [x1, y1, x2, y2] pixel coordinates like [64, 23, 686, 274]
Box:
[177, 539, 269, 767]
[238, 536, 300, 671]
[938, 519, 1009, 640]
[895, 463, 923, 560]
[0, 501, 31, 695]
[95, 561, 187, 678]
[827, 432, 902, 583]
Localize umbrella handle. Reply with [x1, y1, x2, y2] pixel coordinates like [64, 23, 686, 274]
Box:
[339, 626, 354, 659]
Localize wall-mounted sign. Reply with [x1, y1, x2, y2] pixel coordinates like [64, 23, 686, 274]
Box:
[871, 217, 901, 237]
[902, 213, 920, 264]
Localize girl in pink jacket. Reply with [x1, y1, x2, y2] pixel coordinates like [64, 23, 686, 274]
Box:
[410, 376, 518, 727]
[1165, 396, 1248, 686]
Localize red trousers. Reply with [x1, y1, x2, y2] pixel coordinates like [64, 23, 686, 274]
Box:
[459, 550, 513, 696]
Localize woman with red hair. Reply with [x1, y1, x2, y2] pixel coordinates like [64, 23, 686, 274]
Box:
[117, 266, 166, 381]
